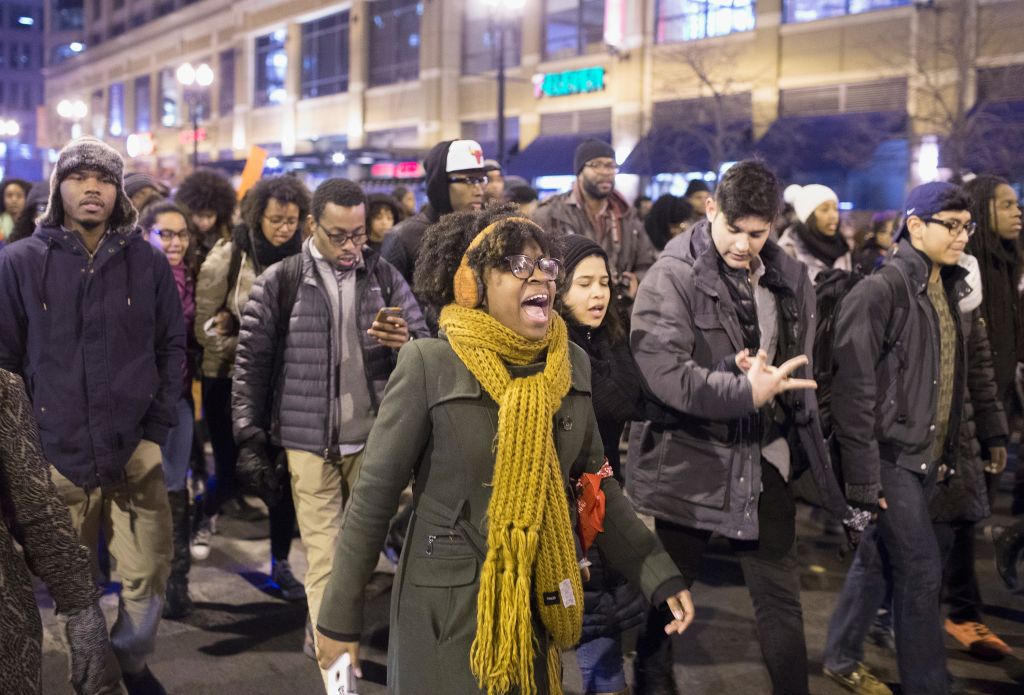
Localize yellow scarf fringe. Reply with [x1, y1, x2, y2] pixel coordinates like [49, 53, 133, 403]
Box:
[440, 304, 583, 695]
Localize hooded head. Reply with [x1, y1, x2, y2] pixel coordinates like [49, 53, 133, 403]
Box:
[423, 139, 487, 216]
[42, 136, 137, 233]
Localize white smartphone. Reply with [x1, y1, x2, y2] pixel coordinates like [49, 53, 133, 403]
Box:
[322, 652, 358, 695]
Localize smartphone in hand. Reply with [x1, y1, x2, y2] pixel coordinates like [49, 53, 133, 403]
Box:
[373, 306, 403, 327]
[322, 652, 357, 695]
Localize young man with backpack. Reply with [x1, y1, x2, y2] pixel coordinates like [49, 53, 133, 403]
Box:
[823, 182, 974, 695]
[627, 160, 855, 694]
[231, 178, 430, 642]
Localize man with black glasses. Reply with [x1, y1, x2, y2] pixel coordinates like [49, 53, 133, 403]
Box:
[532, 138, 656, 299]
[232, 178, 430, 635]
[824, 182, 975, 695]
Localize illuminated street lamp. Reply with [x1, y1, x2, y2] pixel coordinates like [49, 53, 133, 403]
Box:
[177, 62, 214, 170]
[0, 118, 21, 178]
[57, 99, 88, 139]
[483, 0, 525, 168]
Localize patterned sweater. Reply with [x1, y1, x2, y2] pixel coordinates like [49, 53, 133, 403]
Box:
[0, 368, 97, 693]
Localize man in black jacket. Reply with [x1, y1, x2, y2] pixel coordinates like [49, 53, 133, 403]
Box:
[628, 160, 851, 695]
[824, 182, 974, 695]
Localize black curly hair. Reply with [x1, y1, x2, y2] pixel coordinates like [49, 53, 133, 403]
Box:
[1, 178, 31, 215]
[174, 169, 237, 233]
[414, 203, 564, 311]
[240, 174, 312, 234]
[715, 160, 780, 225]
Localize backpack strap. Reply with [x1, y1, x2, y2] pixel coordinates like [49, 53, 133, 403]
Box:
[223, 242, 244, 310]
[878, 265, 912, 425]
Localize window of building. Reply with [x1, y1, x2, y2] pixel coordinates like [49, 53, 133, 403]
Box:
[52, 43, 80, 64]
[9, 4, 41, 29]
[368, 0, 422, 87]
[159, 68, 178, 127]
[301, 10, 350, 99]
[108, 82, 125, 137]
[463, 5, 522, 75]
[10, 43, 32, 70]
[55, 1, 85, 32]
[135, 75, 151, 132]
[543, 0, 605, 60]
[655, 0, 756, 43]
[219, 48, 235, 116]
[254, 29, 287, 107]
[784, 0, 909, 24]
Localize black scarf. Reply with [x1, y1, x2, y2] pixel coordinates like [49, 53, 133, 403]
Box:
[233, 223, 303, 274]
[793, 221, 849, 267]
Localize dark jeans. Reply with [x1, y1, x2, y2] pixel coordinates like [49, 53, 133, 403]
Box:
[824, 461, 947, 695]
[201, 376, 296, 562]
[937, 521, 982, 624]
[201, 376, 239, 518]
[640, 464, 808, 695]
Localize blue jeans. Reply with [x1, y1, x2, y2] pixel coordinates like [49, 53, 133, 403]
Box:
[575, 635, 626, 693]
[824, 461, 947, 695]
[160, 398, 194, 492]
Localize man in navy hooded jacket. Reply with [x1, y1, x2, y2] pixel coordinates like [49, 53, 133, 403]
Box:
[0, 136, 184, 695]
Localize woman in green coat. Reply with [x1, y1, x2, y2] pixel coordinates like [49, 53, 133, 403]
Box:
[315, 207, 693, 695]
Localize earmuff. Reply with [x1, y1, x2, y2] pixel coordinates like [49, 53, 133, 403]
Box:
[452, 216, 539, 308]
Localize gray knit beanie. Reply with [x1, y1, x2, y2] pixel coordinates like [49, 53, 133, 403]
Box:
[42, 136, 138, 232]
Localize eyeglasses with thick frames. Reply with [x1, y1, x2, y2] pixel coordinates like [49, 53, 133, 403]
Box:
[316, 222, 367, 247]
[584, 162, 619, 174]
[505, 255, 562, 280]
[448, 175, 488, 186]
[153, 228, 189, 241]
[263, 215, 300, 230]
[921, 216, 976, 238]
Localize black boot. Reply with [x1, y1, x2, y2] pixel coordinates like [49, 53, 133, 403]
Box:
[163, 489, 193, 619]
[634, 607, 678, 695]
[123, 666, 168, 695]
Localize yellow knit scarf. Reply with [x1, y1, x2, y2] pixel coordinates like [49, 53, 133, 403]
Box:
[439, 304, 583, 695]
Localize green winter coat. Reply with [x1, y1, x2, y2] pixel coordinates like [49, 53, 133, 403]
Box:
[317, 336, 685, 694]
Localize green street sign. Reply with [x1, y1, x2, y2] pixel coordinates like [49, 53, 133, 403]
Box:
[533, 67, 606, 98]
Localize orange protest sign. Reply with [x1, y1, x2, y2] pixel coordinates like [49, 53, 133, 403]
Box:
[237, 145, 268, 200]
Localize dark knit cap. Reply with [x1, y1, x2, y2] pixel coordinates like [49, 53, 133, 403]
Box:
[574, 138, 615, 175]
[562, 233, 608, 279]
[684, 179, 710, 198]
[124, 172, 158, 198]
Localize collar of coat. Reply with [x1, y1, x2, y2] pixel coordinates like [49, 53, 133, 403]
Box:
[889, 237, 970, 301]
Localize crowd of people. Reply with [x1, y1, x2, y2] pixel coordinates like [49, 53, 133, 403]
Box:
[1, 132, 1023, 695]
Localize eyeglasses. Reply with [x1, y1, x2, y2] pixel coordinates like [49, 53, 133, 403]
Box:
[263, 215, 300, 230]
[448, 175, 488, 187]
[153, 228, 189, 241]
[316, 222, 367, 247]
[505, 255, 562, 280]
[921, 216, 976, 238]
[584, 162, 619, 174]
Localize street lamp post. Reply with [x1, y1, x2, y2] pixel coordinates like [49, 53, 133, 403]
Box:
[57, 99, 88, 140]
[0, 118, 20, 179]
[176, 62, 214, 170]
[484, 0, 525, 169]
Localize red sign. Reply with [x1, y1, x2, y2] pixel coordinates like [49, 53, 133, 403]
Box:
[178, 128, 207, 145]
[370, 162, 396, 178]
[395, 161, 425, 178]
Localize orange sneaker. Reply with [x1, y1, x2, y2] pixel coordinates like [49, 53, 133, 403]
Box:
[944, 619, 1012, 659]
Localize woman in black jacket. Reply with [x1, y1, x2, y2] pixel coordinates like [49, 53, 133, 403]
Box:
[558, 234, 645, 695]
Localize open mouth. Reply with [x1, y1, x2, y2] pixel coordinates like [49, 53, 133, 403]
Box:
[588, 304, 606, 318]
[521, 293, 550, 322]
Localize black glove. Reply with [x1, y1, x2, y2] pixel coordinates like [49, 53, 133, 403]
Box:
[839, 503, 875, 557]
[237, 435, 288, 507]
[64, 603, 110, 695]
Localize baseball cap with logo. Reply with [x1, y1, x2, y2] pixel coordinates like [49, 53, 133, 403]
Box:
[446, 139, 486, 173]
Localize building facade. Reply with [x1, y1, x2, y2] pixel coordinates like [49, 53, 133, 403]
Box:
[1, 0, 47, 180]
[43, 0, 1024, 209]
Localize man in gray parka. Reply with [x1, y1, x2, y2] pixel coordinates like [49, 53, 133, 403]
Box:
[627, 160, 859, 695]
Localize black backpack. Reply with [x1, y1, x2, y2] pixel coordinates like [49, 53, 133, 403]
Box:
[813, 265, 911, 440]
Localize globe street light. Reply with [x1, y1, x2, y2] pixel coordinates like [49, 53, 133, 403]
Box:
[0, 118, 21, 178]
[483, 0, 525, 168]
[57, 99, 88, 139]
[177, 62, 214, 170]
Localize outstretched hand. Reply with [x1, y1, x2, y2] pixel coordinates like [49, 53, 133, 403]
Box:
[746, 351, 817, 408]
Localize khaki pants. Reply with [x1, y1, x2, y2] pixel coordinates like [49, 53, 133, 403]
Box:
[287, 448, 364, 630]
[51, 440, 172, 693]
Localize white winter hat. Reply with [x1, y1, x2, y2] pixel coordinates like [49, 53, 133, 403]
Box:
[445, 139, 486, 173]
[790, 184, 839, 223]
